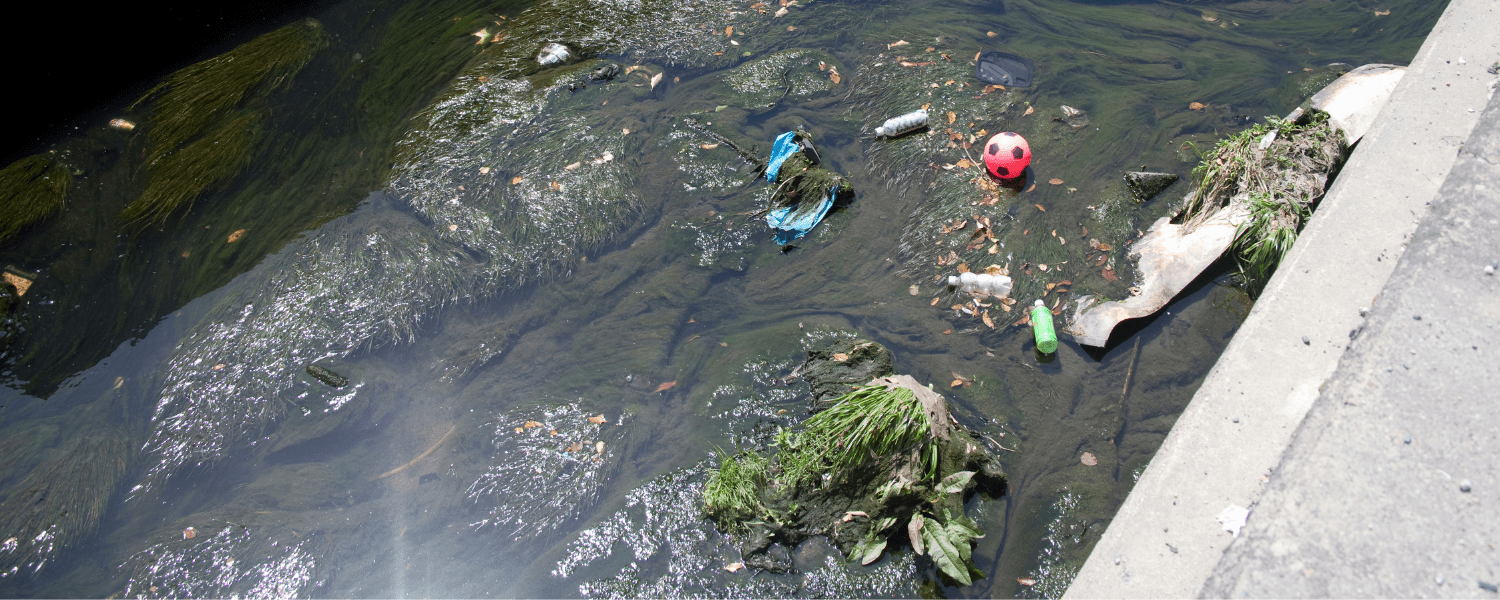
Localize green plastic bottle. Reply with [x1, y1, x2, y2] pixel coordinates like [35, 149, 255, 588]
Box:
[1031, 299, 1058, 354]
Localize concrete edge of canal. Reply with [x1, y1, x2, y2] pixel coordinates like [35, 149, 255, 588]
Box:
[1065, 1, 1500, 597]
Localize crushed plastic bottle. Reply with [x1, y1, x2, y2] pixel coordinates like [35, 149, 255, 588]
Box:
[948, 272, 1012, 297]
[1030, 299, 1058, 354]
[874, 109, 928, 137]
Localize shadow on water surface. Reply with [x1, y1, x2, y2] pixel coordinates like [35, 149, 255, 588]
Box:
[0, 0, 1447, 596]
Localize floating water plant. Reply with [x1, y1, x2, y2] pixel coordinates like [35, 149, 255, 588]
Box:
[700, 340, 1004, 584]
[0, 154, 70, 243]
[1184, 113, 1345, 287]
[122, 19, 326, 223]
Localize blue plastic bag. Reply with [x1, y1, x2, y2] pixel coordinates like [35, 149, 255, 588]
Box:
[765, 186, 836, 245]
[765, 131, 799, 183]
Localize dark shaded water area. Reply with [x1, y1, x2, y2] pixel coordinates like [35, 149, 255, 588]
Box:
[0, 0, 1443, 596]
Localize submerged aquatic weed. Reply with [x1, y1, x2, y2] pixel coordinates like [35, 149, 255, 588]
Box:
[0, 429, 129, 576]
[1184, 113, 1344, 288]
[0, 154, 70, 242]
[123, 19, 326, 223]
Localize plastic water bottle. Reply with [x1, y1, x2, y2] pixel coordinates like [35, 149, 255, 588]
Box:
[1030, 299, 1058, 354]
[537, 42, 572, 66]
[875, 109, 928, 137]
[948, 272, 1012, 297]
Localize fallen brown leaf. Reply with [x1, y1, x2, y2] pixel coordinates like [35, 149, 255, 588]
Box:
[1189, 101, 1206, 111]
[511, 176, 524, 185]
[1038, 263, 1049, 271]
[942, 328, 953, 335]
[947, 111, 956, 124]
[183, 527, 196, 540]
[982, 310, 995, 329]
[987, 31, 998, 37]
[550, 181, 562, 191]
[1035, 204, 1046, 212]
[1024, 105, 1034, 116]
[1097, 242, 1113, 251]
[931, 297, 941, 306]
[655, 381, 677, 393]
[951, 379, 964, 388]
[832, 353, 850, 362]
[227, 229, 247, 243]
[888, 39, 909, 49]
[726, 562, 745, 573]
[725, 26, 733, 36]
[830, 72, 841, 84]
[523, 420, 542, 429]
[564, 162, 581, 170]
[787, 25, 796, 31]
[479, 166, 490, 174]
[1102, 268, 1118, 281]
[1048, 178, 1064, 185]
[700, 143, 719, 149]
[587, 414, 607, 424]
[1018, 577, 1037, 586]
[1081, 452, 1099, 465]
[1026, 183, 1037, 192]
[956, 158, 973, 169]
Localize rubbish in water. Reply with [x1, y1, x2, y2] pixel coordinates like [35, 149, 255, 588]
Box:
[109, 119, 136, 131]
[983, 132, 1030, 179]
[536, 42, 572, 66]
[948, 271, 1012, 297]
[1058, 104, 1089, 128]
[587, 63, 622, 81]
[766, 188, 835, 245]
[760, 130, 852, 244]
[765, 131, 801, 183]
[1030, 299, 1058, 354]
[975, 51, 1035, 88]
[874, 109, 928, 138]
[182, 527, 196, 540]
[306, 364, 348, 388]
[3, 267, 35, 296]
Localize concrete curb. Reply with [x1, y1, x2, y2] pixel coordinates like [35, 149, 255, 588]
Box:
[1200, 71, 1500, 600]
[1064, 0, 1500, 597]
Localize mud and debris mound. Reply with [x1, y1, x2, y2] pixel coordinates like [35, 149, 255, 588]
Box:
[795, 337, 894, 409]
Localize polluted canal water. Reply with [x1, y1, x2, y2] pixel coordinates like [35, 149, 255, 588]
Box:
[0, 0, 1445, 597]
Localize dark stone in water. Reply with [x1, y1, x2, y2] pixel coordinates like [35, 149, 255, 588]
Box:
[1123, 171, 1180, 202]
[306, 364, 348, 388]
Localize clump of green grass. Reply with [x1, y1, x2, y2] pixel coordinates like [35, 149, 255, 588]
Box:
[774, 384, 931, 490]
[1184, 113, 1345, 288]
[702, 448, 769, 533]
[0, 154, 70, 242]
[122, 19, 326, 224]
